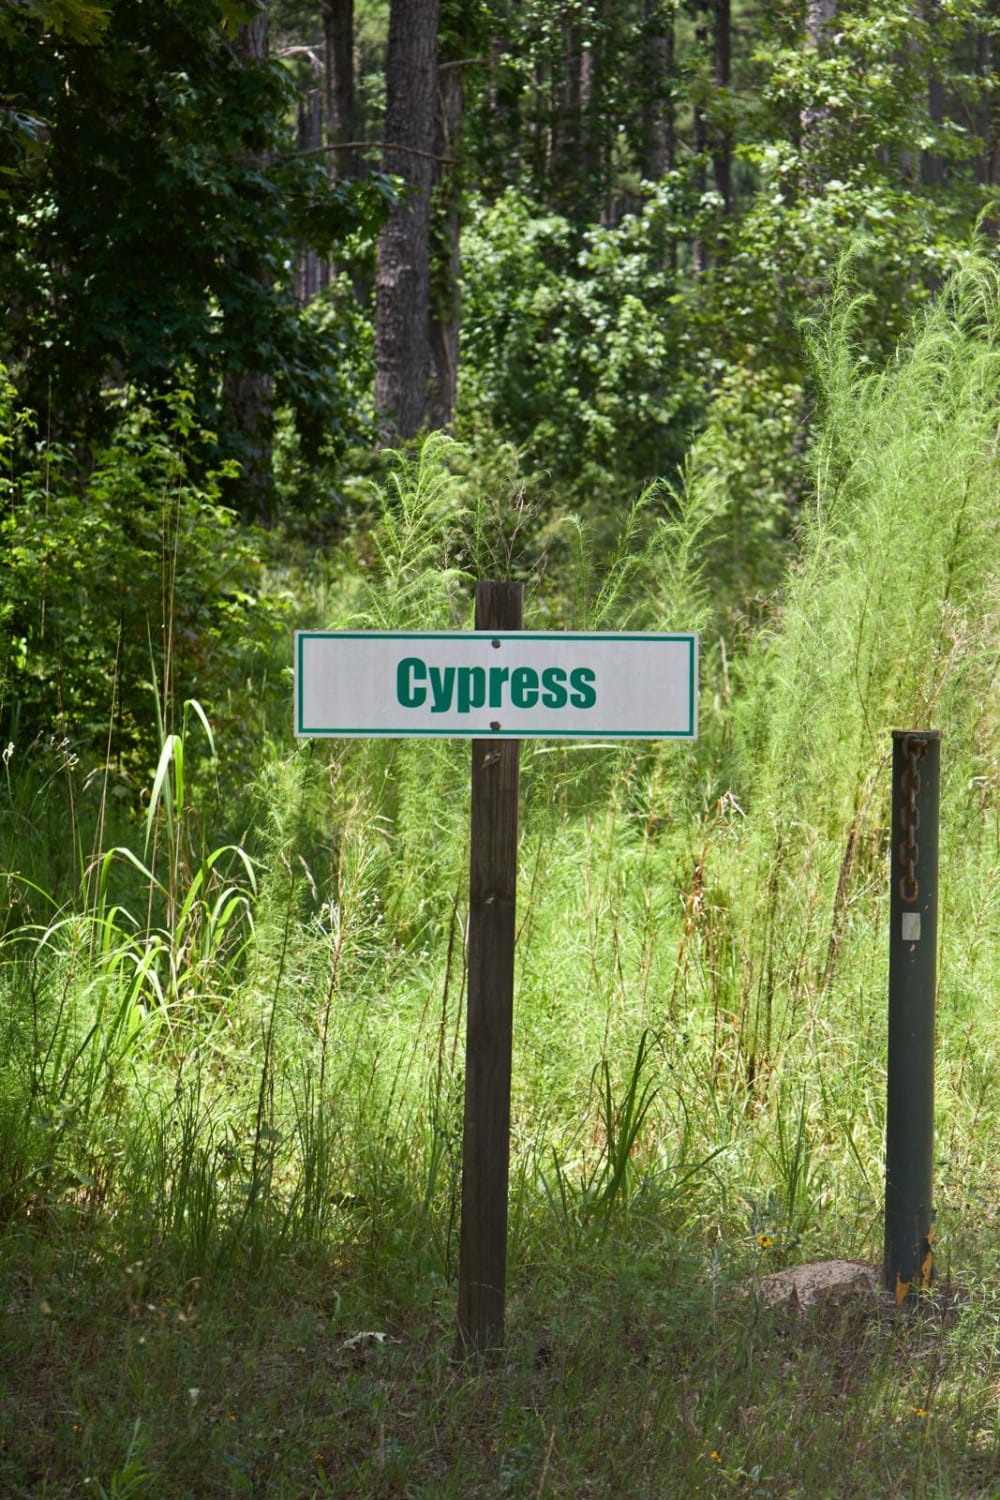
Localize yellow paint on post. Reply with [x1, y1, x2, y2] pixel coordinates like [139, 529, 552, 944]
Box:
[894, 1248, 932, 1304]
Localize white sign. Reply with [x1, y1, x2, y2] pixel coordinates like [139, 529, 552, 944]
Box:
[296, 631, 698, 740]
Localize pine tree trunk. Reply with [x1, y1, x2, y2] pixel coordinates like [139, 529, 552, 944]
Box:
[921, 61, 946, 189]
[427, 59, 463, 431]
[641, 0, 675, 182]
[915, 1, 951, 190]
[374, 0, 441, 440]
[691, 8, 709, 274]
[552, 10, 583, 199]
[323, 0, 357, 181]
[295, 89, 327, 303]
[712, 0, 731, 211]
[976, 3, 1000, 190]
[580, 6, 605, 218]
[223, 3, 274, 522]
[800, 0, 838, 190]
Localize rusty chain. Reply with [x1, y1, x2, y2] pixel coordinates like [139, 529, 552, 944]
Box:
[898, 734, 927, 904]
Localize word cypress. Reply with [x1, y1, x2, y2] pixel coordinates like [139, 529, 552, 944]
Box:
[396, 657, 598, 714]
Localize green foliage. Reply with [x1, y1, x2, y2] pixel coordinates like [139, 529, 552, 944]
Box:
[694, 255, 1000, 1090]
[755, 0, 991, 186]
[457, 155, 980, 586]
[542, 1027, 681, 1247]
[458, 186, 694, 502]
[464, 0, 688, 217]
[272, 268, 382, 515]
[0, 0, 393, 478]
[739, 255, 1000, 825]
[0, 374, 291, 792]
[0, 0, 110, 45]
[450, 0, 1000, 598]
[0, 37, 999, 1476]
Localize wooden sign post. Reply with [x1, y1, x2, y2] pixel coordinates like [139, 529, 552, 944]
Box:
[457, 581, 523, 1357]
[294, 591, 698, 1359]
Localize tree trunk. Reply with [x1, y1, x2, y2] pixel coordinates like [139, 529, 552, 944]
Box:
[691, 8, 709, 274]
[323, 0, 357, 181]
[641, 0, 675, 182]
[712, 0, 731, 211]
[900, 3, 927, 185]
[921, 60, 946, 190]
[233, 3, 267, 63]
[553, 10, 582, 195]
[976, 3, 1000, 190]
[427, 58, 463, 431]
[223, 3, 274, 521]
[800, 0, 838, 190]
[374, 0, 440, 440]
[295, 88, 327, 303]
[580, 5, 606, 218]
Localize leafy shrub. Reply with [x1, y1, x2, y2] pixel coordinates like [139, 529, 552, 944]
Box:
[0, 376, 291, 791]
[458, 187, 695, 502]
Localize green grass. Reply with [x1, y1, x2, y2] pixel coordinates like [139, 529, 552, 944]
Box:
[1, 1211, 998, 1497]
[1, 262, 999, 1496]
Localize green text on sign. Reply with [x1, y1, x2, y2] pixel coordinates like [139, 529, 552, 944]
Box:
[295, 632, 698, 740]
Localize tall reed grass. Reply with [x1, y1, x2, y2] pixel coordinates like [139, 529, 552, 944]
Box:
[0, 262, 998, 1496]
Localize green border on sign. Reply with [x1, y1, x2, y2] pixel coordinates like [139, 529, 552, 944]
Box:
[295, 631, 698, 739]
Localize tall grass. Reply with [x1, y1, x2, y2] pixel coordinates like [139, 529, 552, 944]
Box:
[0, 264, 998, 1495]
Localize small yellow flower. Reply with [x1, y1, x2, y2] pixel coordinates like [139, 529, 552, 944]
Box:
[710, 1450, 722, 1463]
[757, 1234, 774, 1248]
[911, 1406, 928, 1418]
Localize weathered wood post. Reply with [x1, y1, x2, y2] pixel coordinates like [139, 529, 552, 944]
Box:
[294, 608, 697, 1355]
[884, 729, 940, 1302]
[456, 580, 523, 1358]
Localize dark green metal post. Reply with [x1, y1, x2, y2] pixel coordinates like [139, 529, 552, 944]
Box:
[884, 729, 940, 1303]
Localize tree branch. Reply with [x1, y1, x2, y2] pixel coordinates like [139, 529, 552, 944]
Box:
[277, 45, 324, 71]
[288, 140, 458, 166]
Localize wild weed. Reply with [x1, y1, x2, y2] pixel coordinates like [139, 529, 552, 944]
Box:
[0, 269, 997, 1496]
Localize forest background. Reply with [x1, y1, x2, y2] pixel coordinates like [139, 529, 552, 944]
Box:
[1, 1, 999, 1496]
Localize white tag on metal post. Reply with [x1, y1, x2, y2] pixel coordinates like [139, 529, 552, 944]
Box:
[901, 912, 921, 942]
